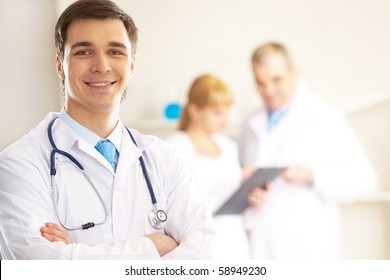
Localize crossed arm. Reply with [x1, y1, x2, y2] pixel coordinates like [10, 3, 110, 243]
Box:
[40, 223, 179, 257]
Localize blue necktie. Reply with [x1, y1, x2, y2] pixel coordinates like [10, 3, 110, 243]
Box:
[95, 140, 117, 171]
[268, 109, 288, 131]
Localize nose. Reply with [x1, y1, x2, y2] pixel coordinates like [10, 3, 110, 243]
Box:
[90, 52, 111, 74]
[261, 84, 276, 97]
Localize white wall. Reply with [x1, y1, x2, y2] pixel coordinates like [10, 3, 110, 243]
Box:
[114, 0, 390, 125]
[0, 0, 60, 150]
[1, 0, 389, 146]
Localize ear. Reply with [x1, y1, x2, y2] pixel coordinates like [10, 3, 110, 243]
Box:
[187, 103, 201, 121]
[56, 54, 65, 80]
[130, 56, 136, 77]
[288, 64, 297, 78]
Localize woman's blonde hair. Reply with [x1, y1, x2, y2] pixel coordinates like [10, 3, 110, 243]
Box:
[179, 74, 233, 130]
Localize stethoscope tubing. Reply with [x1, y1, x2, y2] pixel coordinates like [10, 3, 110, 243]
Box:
[47, 117, 165, 230]
[124, 127, 157, 206]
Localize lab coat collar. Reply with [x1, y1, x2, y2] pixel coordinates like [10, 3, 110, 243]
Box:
[286, 84, 312, 117]
[247, 84, 310, 139]
[48, 115, 115, 173]
[114, 125, 156, 181]
[59, 108, 122, 152]
[118, 124, 154, 165]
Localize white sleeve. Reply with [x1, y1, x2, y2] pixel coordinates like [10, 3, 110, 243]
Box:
[237, 123, 253, 167]
[159, 146, 217, 260]
[311, 114, 377, 203]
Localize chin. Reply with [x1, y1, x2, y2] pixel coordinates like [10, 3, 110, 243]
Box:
[268, 103, 281, 111]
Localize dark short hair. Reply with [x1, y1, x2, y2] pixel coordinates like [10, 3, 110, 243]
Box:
[55, 0, 138, 58]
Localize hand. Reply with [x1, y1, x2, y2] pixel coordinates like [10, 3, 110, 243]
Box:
[246, 181, 271, 209]
[282, 164, 314, 186]
[40, 222, 72, 244]
[145, 233, 179, 256]
[241, 166, 257, 182]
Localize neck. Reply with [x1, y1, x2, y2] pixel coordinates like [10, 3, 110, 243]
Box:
[65, 105, 119, 138]
[185, 125, 220, 158]
[185, 124, 213, 140]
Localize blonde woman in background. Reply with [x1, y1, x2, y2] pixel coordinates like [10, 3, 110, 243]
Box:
[166, 74, 258, 260]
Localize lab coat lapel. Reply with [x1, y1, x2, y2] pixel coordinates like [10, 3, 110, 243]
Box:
[76, 140, 116, 175]
[248, 109, 268, 140]
[259, 85, 311, 164]
[52, 117, 115, 175]
[115, 126, 143, 183]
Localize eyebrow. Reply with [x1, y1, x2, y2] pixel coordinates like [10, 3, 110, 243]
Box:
[70, 41, 92, 50]
[108, 42, 128, 49]
[70, 41, 128, 50]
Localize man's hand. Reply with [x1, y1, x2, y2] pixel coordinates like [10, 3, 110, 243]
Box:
[282, 164, 314, 186]
[247, 181, 271, 209]
[145, 233, 179, 257]
[40, 222, 72, 244]
[40, 223, 179, 257]
[241, 166, 257, 182]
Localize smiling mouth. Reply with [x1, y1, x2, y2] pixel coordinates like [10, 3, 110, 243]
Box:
[85, 81, 117, 87]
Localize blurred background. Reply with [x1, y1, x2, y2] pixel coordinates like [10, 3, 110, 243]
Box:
[0, 0, 389, 259]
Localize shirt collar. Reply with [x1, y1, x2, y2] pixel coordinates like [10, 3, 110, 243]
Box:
[266, 103, 290, 131]
[59, 108, 122, 151]
[267, 104, 289, 120]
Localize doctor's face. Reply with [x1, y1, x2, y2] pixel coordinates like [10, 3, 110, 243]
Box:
[56, 19, 134, 115]
[252, 54, 296, 111]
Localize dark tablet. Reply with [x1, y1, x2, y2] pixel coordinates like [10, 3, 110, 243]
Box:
[214, 167, 284, 215]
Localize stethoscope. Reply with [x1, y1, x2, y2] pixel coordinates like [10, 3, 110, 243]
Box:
[47, 117, 167, 231]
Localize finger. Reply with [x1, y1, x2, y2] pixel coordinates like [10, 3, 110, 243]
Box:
[41, 232, 57, 242]
[248, 190, 270, 206]
[249, 195, 268, 204]
[247, 194, 266, 206]
[265, 180, 272, 188]
[42, 225, 60, 235]
[247, 198, 262, 208]
[249, 187, 262, 195]
[47, 223, 68, 236]
[282, 168, 297, 183]
[42, 226, 68, 241]
[47, 223, 67, 233]
[251, 187, 268, 196]
[42, 232, 67, 243]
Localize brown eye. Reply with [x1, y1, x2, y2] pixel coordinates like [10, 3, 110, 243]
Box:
[75, 50, 91, 56]
[109, 50, 125, 56]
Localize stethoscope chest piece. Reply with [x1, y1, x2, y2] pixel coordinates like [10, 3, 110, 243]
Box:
[148, 209, 167, 229]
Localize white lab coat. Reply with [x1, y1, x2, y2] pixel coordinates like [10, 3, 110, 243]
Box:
[166, 131, 251, 259]
[237, 85, 376, 259]
[0, 113, 216, 260]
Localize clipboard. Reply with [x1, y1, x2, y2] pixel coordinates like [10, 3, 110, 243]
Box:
[214, 167, 284, 215]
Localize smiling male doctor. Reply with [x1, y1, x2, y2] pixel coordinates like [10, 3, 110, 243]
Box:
[0, 0, 215, 260]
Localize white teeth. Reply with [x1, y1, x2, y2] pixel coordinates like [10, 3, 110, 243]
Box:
[88, 82, 112, 87]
